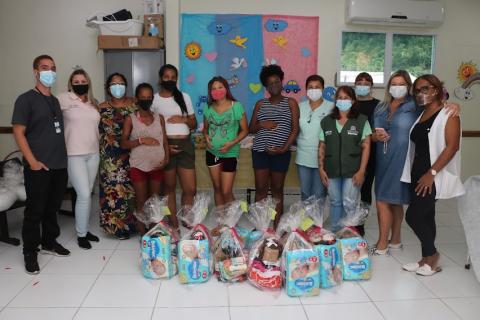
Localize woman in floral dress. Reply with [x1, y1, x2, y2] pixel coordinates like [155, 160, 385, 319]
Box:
[98, 73, 137, 239]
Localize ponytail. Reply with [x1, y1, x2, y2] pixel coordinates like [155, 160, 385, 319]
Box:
[159, 64, 188, 115]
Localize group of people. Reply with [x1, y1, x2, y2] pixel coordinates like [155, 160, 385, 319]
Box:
[11, 54, 464, 277]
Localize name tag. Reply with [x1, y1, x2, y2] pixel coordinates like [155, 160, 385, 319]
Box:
[347, 126, 359, 135]
[325, 130, 333, 136]
[54, 121, 61, 134]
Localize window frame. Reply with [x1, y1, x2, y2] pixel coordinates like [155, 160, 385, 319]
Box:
[336, 29, 438, 88]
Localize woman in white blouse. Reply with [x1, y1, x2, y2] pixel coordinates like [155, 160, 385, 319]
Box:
[58, 69, 100, 249]
[151, 64, 197, 229]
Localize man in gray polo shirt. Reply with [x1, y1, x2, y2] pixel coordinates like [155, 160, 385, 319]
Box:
[12, 54, 70, 275]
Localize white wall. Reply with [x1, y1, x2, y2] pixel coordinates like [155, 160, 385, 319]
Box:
[1, 0, 479, 178]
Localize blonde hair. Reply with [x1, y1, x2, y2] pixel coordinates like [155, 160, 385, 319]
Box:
[383, 70, 413, 102]
[67, 68, 98, 107]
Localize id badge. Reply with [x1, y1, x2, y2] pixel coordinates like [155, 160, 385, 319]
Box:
[54, 121, 61, 134]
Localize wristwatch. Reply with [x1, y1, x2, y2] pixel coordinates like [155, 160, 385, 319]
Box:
[430, 169, 437, 176]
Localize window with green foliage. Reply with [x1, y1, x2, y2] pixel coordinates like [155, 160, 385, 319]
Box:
[338, 31, 436, 86]
[392, 34, 435, 78]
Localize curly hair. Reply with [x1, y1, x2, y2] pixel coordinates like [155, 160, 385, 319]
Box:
[259, 64, 284, 87]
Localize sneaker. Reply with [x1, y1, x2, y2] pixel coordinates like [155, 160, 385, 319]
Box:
[24, 252, 40, 275]
[86, 232, 100, 242]
[41, 242, 71, 257]
[78, 237, 92, 250]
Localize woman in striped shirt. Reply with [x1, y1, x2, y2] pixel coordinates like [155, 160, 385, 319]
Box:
[249, 65, 300, 227]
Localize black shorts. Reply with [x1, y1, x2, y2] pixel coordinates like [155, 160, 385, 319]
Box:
[205, 151, 238, 172]
[251, 150, 291, 172]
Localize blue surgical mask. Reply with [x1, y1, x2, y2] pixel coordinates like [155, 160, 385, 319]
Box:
[336, 99, 352, 111]
[110, 84, 126, 99]
[355, 85, 370, 97]
[39, 70, 57, 87]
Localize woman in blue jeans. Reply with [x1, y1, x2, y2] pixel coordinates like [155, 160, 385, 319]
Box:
[295, 75, 333, 200]
[318, 86, 371, 232]
[58, 69, 100, 249]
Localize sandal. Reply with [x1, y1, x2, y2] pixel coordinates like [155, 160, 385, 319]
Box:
[371, 247, 389, 256]
[416, 263, 442, 276]
[402, 262, 420, 272]
[388, 242, 403, 250]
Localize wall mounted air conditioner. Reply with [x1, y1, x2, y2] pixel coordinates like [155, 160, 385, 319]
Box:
[346, 0, 445, 28]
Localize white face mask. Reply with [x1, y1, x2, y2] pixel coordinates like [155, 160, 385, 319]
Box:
[389, 85, 408, 99]
[307, 88, 323, 102]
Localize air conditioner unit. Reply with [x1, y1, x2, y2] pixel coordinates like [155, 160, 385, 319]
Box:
[346, 0, 445, 28]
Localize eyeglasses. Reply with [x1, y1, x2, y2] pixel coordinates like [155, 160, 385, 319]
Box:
[413, 85, 434, 95]
[307, 112, 313, 123]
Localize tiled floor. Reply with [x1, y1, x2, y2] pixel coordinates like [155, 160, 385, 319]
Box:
[0, 194, 479, 320]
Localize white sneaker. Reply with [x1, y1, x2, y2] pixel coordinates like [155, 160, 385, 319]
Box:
[402, 262, 420, 272]
[416, 264, 442, 276]
[388, 242, 403, 250]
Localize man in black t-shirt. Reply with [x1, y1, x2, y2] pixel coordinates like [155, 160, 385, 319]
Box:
[11, 55, 70, 275]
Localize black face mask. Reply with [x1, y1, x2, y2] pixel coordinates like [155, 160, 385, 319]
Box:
[72, 84, 89, 96]
[161, 80, 177, 92]
[137, 99, 153, 110]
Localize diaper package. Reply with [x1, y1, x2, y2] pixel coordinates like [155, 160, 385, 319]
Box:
[315, 237, 343, 288]
[139, 195, 178, 279]
[177, 193, 213, 284]
[337, 227, 371, 281]
[298, 196, 343, 288]
[246, 197, 284, 291]
[141, 222, 179, 279]
[213, 201, 248, 283]
[283, 230, 320, 297]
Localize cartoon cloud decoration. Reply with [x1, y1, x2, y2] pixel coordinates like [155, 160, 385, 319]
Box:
[264, 19, 288, 32]
[207, 22, 232, 35]
[454, 72, 480, 100]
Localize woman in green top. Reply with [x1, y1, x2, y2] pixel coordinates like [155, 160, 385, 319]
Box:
[318, 86, 372, 232]
[203, 76, 249, 206]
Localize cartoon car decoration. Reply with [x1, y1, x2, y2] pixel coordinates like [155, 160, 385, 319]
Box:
[283, 80, 301, 94]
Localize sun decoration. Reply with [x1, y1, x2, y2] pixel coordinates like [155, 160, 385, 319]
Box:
[184, 42, 202, 60]
[457, 61, 478, 83]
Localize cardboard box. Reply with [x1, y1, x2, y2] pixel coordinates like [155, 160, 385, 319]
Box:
[143, 14, 164, 39]
[98, 35, 164, 49]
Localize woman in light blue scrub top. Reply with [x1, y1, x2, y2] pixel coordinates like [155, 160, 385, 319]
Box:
[295, 75, 333, 200]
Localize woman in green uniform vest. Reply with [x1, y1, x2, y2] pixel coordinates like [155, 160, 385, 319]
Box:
[318, 86, 372, 232]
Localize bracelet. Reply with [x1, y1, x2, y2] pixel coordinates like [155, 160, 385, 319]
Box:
[138, 137, 142, 145]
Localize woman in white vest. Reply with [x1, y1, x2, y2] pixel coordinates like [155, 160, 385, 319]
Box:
[400, 74, 464, 276]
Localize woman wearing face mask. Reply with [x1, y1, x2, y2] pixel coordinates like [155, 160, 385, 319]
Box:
[296, 75, 333, 201]
[150, 64, 196, 229]
[121, 83, 169, 235]
[58, 69, 100, 249]
[318, 86, 371, 232]
[372, 70, 459, 255]
[400, 74, 464, 276]
[203, 76, 248, 206]
[98, 73, 136, 239]
[353, 72, 380, 236]
[250, 64, 300, 228]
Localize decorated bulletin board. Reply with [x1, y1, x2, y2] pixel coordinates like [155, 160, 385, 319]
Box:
[180, 14, 319, 130]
